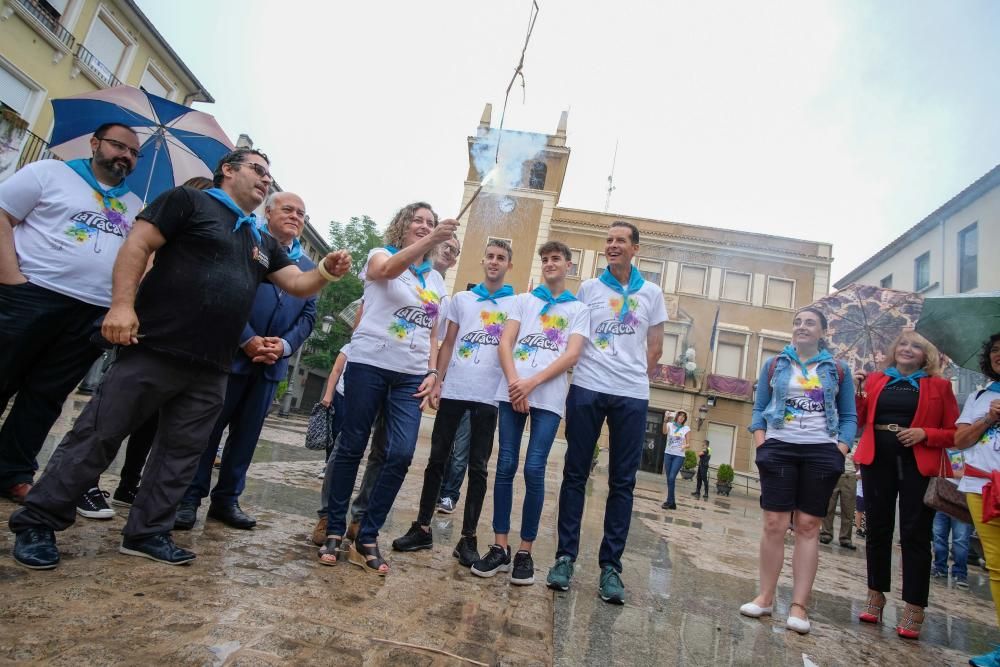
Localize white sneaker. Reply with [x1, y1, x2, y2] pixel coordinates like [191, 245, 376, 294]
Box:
[739, 602, 773, 618]
[785, 615, 811, 634]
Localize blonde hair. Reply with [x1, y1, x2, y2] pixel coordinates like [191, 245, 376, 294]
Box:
[383, 202, 438, 259]
[883, 330, 942, 377]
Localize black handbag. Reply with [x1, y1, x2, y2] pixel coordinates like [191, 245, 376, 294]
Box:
[304, 402, 334, 451]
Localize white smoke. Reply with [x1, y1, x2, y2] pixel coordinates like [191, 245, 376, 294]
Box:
[470, 128, 548, 191]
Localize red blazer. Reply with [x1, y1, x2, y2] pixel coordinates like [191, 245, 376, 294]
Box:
[853, 372, 959, 477]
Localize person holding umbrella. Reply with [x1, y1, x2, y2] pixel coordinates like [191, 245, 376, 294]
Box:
[953, 333, 1000, 667]
[0, 122, 143, 506]
[852, 331, 958, 639]
[740, 306, 856, 634]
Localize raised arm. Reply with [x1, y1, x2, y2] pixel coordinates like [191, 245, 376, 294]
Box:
[269, 249, 352, 297]
[365, 219, 458, 282]
[102, 220, 167, 345]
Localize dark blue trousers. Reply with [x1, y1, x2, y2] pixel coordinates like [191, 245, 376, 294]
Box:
[183, 368, 278, 507]
[556, 384, 647, 573]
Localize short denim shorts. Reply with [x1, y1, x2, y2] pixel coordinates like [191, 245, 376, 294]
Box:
[755, 438, 845, 517]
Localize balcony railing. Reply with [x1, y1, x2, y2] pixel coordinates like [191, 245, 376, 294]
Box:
[10, 0, 75, 51]
[16, 129, 55, 170]
[74, 44, 122, 89]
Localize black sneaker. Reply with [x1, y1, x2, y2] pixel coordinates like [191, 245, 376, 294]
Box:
[453, 536, 479, 567]
[77, 487, 114, 519]
[510, 550, 534, 585]
[112, 485, 138, 507]
[471, 544, 511, 577]
[392, 522, 432, 552]
[13, 527, 60, 570]
[119, 533, 195, 565]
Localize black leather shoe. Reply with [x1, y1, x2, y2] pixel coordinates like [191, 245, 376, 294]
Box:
[120, 533, 195, 565]
[13, 527, 60, 570]
[174, 503, 197, 531]
[207, 503, 256, 529]
[392, 521, 432, 552]
[453, 535, 480, 567]
[840, 540, 857, 550]
[819, 534, 833, 545]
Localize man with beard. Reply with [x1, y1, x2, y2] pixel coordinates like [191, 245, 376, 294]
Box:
[8, 148, 352, 569]
[0, 123, 144, 505]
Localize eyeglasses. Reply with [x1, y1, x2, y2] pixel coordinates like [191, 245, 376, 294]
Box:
[97, 137, 142, 159]
[231, 161, 273, 180]
[441, 244, 461, 257]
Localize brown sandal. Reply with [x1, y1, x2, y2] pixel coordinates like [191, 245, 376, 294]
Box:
[318, 536, 342, 566]
[349, 541, 388, 576]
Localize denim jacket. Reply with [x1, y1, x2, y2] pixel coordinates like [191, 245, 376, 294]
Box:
[748, 354, 858, 447]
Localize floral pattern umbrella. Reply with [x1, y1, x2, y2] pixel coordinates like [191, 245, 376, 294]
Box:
[813, 283, 924, 374]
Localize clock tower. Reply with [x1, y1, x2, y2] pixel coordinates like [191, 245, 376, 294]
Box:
[448, 104, 571, 295]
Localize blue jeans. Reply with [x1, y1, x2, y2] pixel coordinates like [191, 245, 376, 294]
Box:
[325, 363, 424, 543]
[439, 412, 472, 503]
[933, 510, 971, 579]
[663, 454, 685, 505]
[556, 384, 647, 573]
[493, 402, 562, 542]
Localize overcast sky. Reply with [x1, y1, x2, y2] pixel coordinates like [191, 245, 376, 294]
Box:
[137, 0, 1000, 282]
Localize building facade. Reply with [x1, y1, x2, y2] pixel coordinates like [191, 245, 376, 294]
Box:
[451, 106, 834, 474]
[835, 164, 1000, 401]
[0, 0, 212, 166]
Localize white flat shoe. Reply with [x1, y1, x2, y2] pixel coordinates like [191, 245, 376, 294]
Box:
[785, 615, 811, 634]
[739, 602, 773, 618]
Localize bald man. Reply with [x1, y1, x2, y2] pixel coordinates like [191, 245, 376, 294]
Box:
[176, 191, 317, 530]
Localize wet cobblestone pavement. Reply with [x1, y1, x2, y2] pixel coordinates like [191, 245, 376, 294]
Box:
[1, 396, 997, 665]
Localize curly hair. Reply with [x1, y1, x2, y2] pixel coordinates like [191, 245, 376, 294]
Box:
[882, 330, 943, 377]
[980, 333, 1000, 381]
[383, 202, 438, 257]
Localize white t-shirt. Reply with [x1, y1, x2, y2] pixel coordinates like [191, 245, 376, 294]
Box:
[348, 248, 446, 376]
[664, 422, 691, 457]
[0, 160, 142, 307]
[335, 343, 351, 396]
[571, 277, 668, 400]
[437, 294, 451, 342]
[494, 292, 589, 417]
[440, 290, 516, 405]
[956, 390, 1000, 495]
[765, 365, 833, 444]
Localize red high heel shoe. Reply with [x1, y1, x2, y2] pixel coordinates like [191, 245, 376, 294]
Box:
[896, 604, 924, 639]
[859, 590, 885, 624]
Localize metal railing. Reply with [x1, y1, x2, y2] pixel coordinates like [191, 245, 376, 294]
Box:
[13, 0, 75, 50]
[16, 129, 55, 170]
[74, 44, 122, 89]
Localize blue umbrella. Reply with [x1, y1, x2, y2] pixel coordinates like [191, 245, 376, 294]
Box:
[47, 85, 233, 203]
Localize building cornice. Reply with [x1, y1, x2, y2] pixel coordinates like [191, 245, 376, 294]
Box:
[834, 163, 1000, 288]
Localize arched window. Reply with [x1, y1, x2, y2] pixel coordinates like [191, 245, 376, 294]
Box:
[528, 161, 547, 189]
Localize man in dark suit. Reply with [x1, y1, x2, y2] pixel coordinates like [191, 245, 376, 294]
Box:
[175, 191, 317, 530]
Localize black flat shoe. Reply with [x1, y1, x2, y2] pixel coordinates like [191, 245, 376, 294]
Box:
[174, 503, 197, 530]
[119, 533, 195, 565]
[13, 527, 59, 570]
[840, 541, 857, 550]
[208, 503, 256, 529]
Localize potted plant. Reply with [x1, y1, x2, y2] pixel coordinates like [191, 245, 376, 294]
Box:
[680, 450, 697, 480]
[716, 463, 735, 496]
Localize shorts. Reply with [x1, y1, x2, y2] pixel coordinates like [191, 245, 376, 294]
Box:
[755, 438, 845, 518]
[856, 495, 865, 512]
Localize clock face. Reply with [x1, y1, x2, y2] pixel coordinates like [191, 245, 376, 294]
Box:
[498, 196, 516, 214]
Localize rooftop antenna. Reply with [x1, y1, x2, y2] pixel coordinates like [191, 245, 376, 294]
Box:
[604, 139, 619, 213]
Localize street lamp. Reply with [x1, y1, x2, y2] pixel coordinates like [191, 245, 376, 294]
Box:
[278, 314, 337, 417]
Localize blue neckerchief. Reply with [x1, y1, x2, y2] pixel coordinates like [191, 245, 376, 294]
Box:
[65, 158, 130, 211]
[471, 283, 514, 304]
[531, 284, 577, 315]
[884, 366, 928, 389]
[205, 188, 260, 243]
[598, 266, 644, 320]
[257, 223, 302, 261]
[384, 245, 432, 287]
[781, 344, 833, 376]
[986, 382, 1000, 394]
